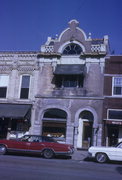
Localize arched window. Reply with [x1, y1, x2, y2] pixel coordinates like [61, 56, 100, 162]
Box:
[63, 43, 82, 55]
[42, 109, 67, 141]
[44, 109, 67, 119]
[80, 110, 94, 121]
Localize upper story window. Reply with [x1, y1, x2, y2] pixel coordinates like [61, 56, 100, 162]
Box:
[54, 64, 84, 88]
[113, 77, 122, 96]
[20, 75, 30, 99]
[0, 75, 9, 98]
[55, 75, 84, 88]
[62, 43, 82, 55]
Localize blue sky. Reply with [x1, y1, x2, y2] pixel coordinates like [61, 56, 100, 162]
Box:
[0, 0, 122, 54]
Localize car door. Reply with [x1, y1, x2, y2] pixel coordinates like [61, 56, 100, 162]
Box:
[115, 143, 122, 161]
[7, 136, 31, 152]
[28, 136, 45, 153]
[109, 144, 122, 161]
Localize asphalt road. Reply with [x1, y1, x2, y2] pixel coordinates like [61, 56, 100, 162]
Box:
[0, 155, 122, 180]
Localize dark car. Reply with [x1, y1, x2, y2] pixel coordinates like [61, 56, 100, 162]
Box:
[0, 135, 74, 159]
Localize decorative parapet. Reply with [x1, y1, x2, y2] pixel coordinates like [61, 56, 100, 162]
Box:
[91, 44, 106, 53]
[90, 35, 109, 54]
[40, 20, 109, 56]
[42, 45, 54, 53]
[41, 36, 55, 53]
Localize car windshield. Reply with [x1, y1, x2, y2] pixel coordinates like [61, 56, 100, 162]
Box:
[115, 142, 122, 148]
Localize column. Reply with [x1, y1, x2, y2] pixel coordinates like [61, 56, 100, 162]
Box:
[66, 123, 74, 145]
[77, 119, 83, 148]
[8, 69, 18, 99]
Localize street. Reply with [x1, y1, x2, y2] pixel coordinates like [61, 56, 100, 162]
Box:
[0, 155, 122, 180]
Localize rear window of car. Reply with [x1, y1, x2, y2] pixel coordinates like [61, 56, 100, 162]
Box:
[42, 136, 57, 143]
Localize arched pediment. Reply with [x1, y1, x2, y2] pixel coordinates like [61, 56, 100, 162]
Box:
[58, 19, 87, 43]
[40, 19, 108, 55]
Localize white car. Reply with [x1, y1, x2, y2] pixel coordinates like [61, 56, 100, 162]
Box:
[88, 142, 122, 163]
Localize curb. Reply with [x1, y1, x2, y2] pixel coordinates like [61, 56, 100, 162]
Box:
[72, 150, 88, 161]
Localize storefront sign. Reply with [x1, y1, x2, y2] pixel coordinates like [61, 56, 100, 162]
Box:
[106, 120, 122, 125]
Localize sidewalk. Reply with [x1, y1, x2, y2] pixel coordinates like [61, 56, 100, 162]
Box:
[71, 149, 88, 161]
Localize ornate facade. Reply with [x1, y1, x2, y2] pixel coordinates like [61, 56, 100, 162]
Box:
[0, 20, 109, 148]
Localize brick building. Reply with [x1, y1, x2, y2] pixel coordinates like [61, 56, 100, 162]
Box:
[0, 20, 109, 148]
[103, 56, 122, 146]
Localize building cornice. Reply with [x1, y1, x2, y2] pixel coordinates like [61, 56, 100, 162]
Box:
[35, 95, 104, 100]
[37, 52, 61, 59]
[80, 52, 107, 58]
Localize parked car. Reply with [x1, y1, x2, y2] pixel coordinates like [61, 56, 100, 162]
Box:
[88, 142, 122, 163]
[0, 135, 74, 159]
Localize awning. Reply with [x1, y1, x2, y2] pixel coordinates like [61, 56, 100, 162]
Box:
[54, 64, 85, 75]
[0, 104, 31, 119]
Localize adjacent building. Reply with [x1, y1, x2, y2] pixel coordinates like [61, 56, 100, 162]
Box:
[103, 56, 122, 146]
[0, 20, 109, 148]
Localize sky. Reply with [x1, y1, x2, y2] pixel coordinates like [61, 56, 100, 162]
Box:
[0, 0, 122, 54]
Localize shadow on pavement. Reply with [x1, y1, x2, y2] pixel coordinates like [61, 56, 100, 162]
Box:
[5, 152, 72, 160]
[84, 157, 122, 165]
[116, 167, 122, 175]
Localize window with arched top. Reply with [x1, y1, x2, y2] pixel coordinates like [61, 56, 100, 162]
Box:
[63, 43, 82, 55]
[42, 108, 67, 140]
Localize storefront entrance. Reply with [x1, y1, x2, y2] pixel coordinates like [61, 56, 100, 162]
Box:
[0, 118, 9, 139]
[0, 104, 31, 139]
[107, 125, 118, 146]
[77, 110, 93, 149]
[0, 118, 30, 139]
[105, 122, 122, 146]
[82, 121, 93, 148]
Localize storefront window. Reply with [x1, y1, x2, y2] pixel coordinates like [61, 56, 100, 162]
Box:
[42, 109, 67, 141]
[108, 109, 122, 120]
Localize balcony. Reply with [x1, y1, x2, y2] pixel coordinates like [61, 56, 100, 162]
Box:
[52, 87, 86, 97]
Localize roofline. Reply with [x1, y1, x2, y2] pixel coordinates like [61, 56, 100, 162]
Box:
[0, 51, 39, 54]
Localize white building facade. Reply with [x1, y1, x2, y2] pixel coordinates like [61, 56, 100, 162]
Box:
[0, 20, 109, 148]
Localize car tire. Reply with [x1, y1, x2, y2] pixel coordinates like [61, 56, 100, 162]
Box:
[43, 149, 54, 159]
[95, 153, 108, 163]
[0, 145, 6, 155]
